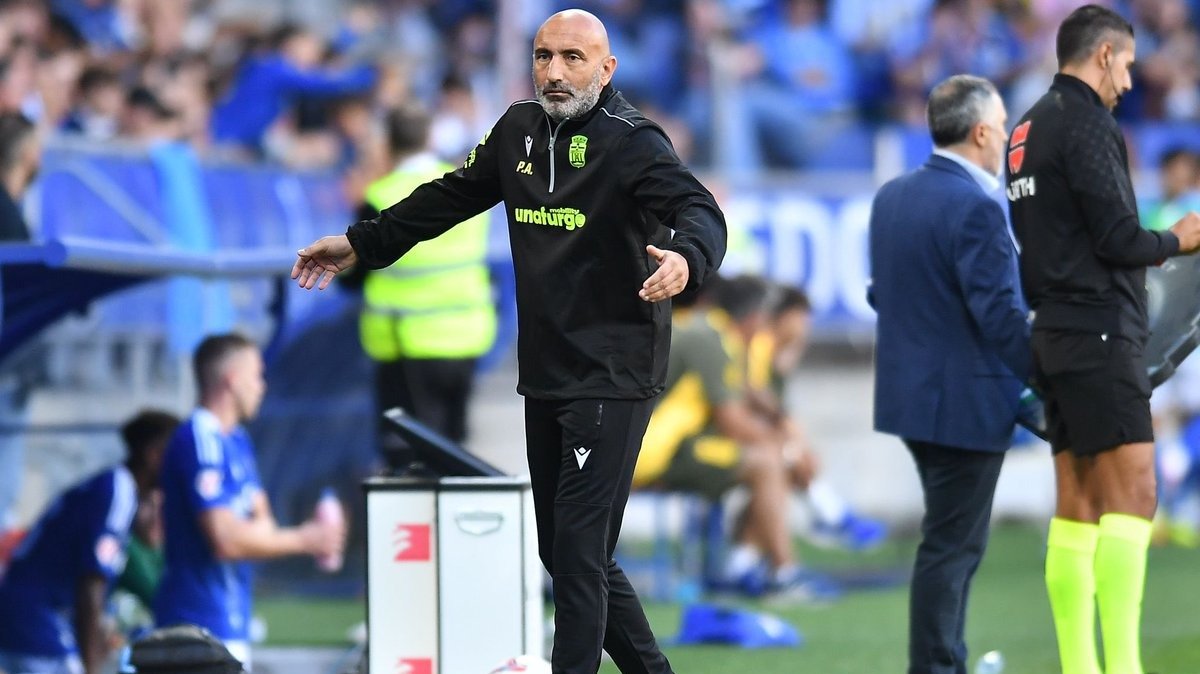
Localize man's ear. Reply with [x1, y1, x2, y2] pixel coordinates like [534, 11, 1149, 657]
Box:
[601, 55, 618, 86]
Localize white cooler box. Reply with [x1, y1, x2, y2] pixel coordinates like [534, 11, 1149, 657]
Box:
[364, 476, 543, 674]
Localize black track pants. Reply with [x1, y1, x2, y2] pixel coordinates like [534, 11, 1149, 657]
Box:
[524, 397, 674, 674]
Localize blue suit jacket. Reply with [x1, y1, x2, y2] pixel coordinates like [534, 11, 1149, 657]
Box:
[869, 154, 1031, 453]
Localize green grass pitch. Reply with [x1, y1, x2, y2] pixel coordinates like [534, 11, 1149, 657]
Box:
[255, 523, 1200, 673]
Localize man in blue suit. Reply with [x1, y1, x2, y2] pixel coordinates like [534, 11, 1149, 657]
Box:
[868, 74, 1031, 674]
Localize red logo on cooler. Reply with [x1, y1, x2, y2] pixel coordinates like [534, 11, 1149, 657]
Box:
[394, 658, 432, 674]
[393, 524, 431, 562]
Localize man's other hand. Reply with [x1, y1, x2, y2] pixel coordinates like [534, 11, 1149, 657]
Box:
[639, 245, 689, 302]
[293, 235, 359, 290]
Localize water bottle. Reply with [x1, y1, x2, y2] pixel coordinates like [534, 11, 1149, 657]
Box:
[314, 488, 345, 573]
[974, 650, 1005, 674]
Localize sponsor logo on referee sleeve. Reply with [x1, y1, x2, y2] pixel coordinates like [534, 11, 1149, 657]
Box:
[1007, 175, 1036, 201]
[1007, 120, 1036, 201]
[1009, 120, 1031, 148]
[1008, 146, 1026, 175]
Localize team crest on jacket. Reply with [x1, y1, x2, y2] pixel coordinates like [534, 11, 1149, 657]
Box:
[569, 135, 588, 168]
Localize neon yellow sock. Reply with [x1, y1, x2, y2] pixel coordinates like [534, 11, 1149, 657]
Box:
[1095, 513, 1153, 674]
[1045, 517, 1102, 674]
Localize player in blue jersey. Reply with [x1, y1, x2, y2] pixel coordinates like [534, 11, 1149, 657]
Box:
[154, 334, 343, 668]
[0, 409, 179, 674]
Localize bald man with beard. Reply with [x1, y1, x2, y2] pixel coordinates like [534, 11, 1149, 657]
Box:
[293, 10, 726, 674]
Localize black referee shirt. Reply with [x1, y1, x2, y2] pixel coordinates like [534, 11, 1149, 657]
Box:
[1007, 74, 1179, 342]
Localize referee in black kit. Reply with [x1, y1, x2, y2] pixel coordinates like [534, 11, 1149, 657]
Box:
[1007, 6, 1200, 674]
[293, 9, 725, 674]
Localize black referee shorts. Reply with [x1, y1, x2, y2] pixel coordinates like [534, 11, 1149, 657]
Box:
[1031, 329, 1153, 456]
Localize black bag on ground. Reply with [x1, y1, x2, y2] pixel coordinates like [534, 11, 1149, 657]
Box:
[128, 624, 245, 674]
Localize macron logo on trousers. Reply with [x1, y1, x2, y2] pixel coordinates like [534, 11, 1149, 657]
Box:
[574, 447, 591, 469]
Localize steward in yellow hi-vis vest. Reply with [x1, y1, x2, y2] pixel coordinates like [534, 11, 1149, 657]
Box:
[359, 158, 496, 362]
[358, 106, 496, 446]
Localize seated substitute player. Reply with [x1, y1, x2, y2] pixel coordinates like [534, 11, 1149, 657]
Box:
[154, 334, 344, 668]
[634, 275, 839, 600]
[0, 409, 178, 674]
[745, 285, 887, 551]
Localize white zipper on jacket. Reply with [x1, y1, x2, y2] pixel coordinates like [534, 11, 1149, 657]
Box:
[547, 118, 566, 193]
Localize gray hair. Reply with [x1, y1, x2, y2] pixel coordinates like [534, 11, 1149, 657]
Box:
[926, 75, 999, 148]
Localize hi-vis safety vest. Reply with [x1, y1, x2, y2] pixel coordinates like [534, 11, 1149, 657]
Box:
[360, 161, 496, 361]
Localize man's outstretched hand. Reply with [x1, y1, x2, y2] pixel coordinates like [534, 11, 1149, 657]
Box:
[639, 245, 689, 303]
[292, 235, 359, 290]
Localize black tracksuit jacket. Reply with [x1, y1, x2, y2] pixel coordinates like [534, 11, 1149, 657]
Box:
[1007, 74, 1180, 342]
[347, 85, 727, 399]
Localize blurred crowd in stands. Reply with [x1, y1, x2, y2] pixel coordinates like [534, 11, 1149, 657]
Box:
[2, 0, 1200, 180]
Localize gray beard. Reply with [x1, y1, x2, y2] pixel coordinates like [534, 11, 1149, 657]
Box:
[536, 70, 603, 122]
